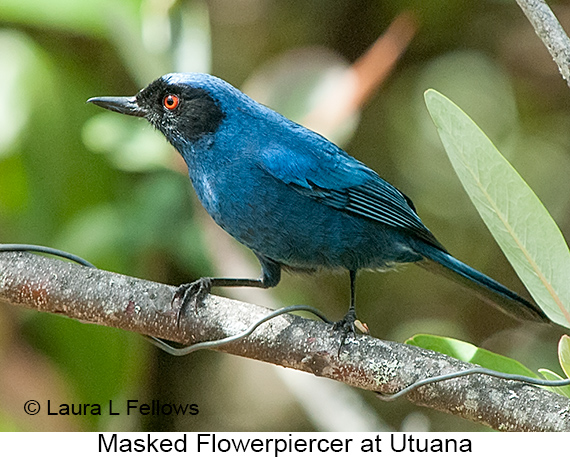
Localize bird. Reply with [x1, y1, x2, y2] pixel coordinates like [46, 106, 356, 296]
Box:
[87, 72, 548, 339]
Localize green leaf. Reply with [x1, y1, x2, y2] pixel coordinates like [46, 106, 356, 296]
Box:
[559, 335, 570, 379]
[424, 89, 570, 328]
[407, 334, 537, 378]
[538, 369, 570, 399]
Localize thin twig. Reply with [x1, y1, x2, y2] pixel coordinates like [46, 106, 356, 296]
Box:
[516, 0, 570, 87]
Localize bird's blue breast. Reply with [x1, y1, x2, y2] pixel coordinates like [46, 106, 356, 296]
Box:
[182, 115, 422, 271]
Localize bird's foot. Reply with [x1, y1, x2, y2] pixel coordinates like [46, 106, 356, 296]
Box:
[333, 310, 369, 355]
[172, 277, 213, 326]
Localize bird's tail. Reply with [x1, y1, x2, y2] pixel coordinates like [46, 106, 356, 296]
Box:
[415, 242, 549, 323]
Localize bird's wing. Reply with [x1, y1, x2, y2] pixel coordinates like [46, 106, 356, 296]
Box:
[258, 141, 444, 249]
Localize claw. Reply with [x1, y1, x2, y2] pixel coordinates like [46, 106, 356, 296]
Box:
[333, 310, 369, 355]
[333, 310, 358, 355]
[173, 277, 213, 325]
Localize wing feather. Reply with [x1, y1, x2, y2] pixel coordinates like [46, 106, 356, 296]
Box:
[259, 141, 444, 250]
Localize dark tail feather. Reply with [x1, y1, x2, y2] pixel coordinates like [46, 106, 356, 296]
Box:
[415, 243, 549, 323]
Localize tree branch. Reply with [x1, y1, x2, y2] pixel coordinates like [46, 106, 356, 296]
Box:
[516, 0, 570, 87]
[1, 251, 569, 431]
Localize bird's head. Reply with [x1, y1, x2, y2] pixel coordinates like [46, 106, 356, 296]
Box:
[87, 73, 241, 149]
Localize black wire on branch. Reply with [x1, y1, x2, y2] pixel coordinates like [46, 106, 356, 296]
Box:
[1, 243, 568, 402]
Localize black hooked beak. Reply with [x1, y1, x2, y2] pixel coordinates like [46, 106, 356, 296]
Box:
[87, 96, 147, 118]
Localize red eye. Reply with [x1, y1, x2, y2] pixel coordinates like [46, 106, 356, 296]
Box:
[163, 94, 179, 110]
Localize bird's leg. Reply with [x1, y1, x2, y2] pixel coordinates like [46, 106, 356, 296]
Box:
[333, 270, 358, 333]
[333, 270, 369, 351]
[173, 255, 281, 324]
[173, 277, 270, 310]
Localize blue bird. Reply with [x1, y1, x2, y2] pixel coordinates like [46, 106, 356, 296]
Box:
[88, 73, 548, 337]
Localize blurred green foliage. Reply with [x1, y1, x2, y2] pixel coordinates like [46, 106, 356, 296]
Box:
[406, 334, 539, 378]
[1, 0, 570, 432]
